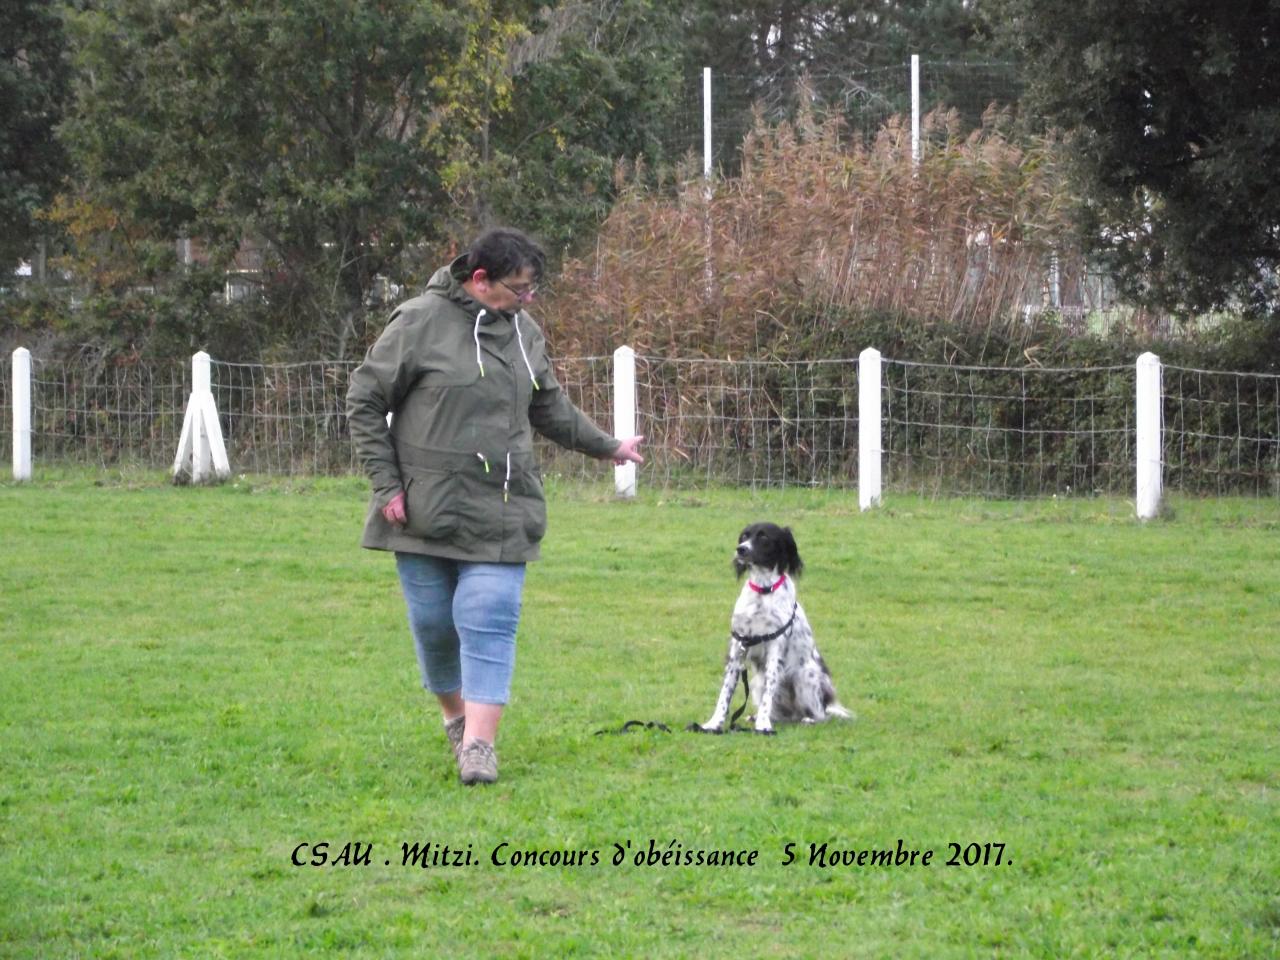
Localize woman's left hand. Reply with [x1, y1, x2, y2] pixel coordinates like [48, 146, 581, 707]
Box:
[612, 435, 645, 465]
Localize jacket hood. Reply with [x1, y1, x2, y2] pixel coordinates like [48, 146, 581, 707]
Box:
[425, 254, 537, 383]
[425, 253, 526, 324]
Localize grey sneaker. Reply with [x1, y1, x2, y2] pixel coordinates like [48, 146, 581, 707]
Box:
[457, 738, 498, 785]
[444, 715, 465, 761]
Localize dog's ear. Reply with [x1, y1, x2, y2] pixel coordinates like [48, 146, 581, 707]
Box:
[782, 526, 803, 577]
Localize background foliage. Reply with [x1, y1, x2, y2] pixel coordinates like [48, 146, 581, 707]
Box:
[991, 0, 1280, 315]
[544, 105, 1070, 358]
[0, 0, 69, 275]
[1, 0, 1278, 362]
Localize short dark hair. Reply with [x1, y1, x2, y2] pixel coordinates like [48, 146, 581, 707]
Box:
[464, 228, 546, 284]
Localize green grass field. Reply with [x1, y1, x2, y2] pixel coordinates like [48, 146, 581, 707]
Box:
[1, 472, 1278, 958]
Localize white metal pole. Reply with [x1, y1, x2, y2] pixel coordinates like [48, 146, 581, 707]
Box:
[613, 345, 637, 499]
[12, 348, 32, 481]
[703, 67, 712, 180]
[859, 348, 882, 510]
[703, 67, 714, 299]
[911, 55, 921, 167]
[1135, 352, 1163, 520]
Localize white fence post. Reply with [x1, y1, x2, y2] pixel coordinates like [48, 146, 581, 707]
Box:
[192, 351, 212, 481]
[859, 347, 882, 510]
[173, 351, 231, 484]
[12, 347, 32, 481]
[1135, 351, 1163, 519]
[910, 54, 921, 166]
[613, 345, 637, 499]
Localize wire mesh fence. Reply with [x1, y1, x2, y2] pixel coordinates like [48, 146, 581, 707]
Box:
[13, 357, 191, 470]
[0, 359, 10, 465]
[632, 356, 860, 488]
[211, 360, 360, 475]
[1164, 365, 1280, 497]
[665, 61, 1025, 175]
[7, 351, 1280, 501]
[882, 360, 1136, 498]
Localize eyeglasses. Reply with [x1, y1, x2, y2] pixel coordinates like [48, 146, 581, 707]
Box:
[498, 279, 539, 301]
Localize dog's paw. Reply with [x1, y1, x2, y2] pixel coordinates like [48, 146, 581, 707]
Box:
[753, 727, 777, 737]
[686, 722, 724, 735]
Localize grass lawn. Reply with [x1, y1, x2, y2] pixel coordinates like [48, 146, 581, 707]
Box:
[1, 471, 1278, 958]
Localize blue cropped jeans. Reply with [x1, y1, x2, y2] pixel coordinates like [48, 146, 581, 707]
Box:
[394, 553, 526, 706]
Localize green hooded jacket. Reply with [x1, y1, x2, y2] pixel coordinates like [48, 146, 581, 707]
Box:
[346, 257, 619, 562]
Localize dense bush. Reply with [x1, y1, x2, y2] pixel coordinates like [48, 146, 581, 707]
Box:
[541, 108, 1076, 358]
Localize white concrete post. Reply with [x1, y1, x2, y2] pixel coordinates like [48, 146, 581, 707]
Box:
[12, 348, 32, 481]
[910, 55, 921, 167]
[859, 348, 882, 510]
[1135, 352, 1163, 520]
[613, 345, 637, 499]
[192, 351, 212, 481]
[173, 351, 231, 484]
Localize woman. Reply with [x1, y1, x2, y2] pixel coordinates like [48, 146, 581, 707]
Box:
[346, 228, 643, 785]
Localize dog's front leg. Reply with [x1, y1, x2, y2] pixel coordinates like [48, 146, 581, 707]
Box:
[698, 640, 745, 733]
[753, 642, 786, 734]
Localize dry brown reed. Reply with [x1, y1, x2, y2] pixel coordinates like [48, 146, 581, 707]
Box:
[541, 106, 1078, 359]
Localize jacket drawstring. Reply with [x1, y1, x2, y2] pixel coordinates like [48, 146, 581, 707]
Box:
[474, 309, 487, 377]
[476, 309, 537, 391]
[478, 450, 512, 503]
[514, 315, 539, 390]
[475, 309, 532, 502]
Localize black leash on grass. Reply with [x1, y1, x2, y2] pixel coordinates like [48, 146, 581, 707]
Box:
[593, 671, 754, 736]
[597, 606, 799, 736]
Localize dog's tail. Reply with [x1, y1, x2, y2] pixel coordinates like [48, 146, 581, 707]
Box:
[818, 657, 854, 720]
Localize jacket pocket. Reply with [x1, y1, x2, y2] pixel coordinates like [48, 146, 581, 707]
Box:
[402, 466, 460, 540]
[520, 466, 547, 542]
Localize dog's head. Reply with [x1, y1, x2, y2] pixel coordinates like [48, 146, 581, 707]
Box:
[733, 522, 803, 579]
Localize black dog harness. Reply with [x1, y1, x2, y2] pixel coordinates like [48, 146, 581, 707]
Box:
[732, 597, 798, 649]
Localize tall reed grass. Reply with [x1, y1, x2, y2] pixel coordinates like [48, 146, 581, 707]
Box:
[543, 106, 1092, 359]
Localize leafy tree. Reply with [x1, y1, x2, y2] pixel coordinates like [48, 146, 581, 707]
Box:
[0, 0, 69, 273]
[683, 0, 985, 82]
[479, 0, 690, 255]
[997, 0, 1280, 313]
[58, 0, 504, 354]
[53, 0, 689, 352]
[41, 0, 1017, 357]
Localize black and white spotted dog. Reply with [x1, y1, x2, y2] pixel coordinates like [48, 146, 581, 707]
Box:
[694, 523, 852, 735]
